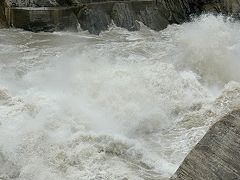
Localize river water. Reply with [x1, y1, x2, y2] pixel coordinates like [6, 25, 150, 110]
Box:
[0, 14, 240, 180]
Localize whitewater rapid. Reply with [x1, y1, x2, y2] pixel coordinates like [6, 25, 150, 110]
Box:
[0, 15, 240, 180]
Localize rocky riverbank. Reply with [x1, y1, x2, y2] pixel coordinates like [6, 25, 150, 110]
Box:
[0, 0, 191, 34]
[76, 1, 189, 35]
[1, 0, 240, 34]
[171, 109, 240, 180]
[0, 0, 189, 34]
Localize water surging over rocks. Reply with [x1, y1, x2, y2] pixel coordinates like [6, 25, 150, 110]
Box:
[0, 15, 240, 179]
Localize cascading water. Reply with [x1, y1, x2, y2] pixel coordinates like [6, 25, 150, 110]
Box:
[0, 14, 240, 180]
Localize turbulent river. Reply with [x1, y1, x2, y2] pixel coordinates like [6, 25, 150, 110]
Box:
[0, 14, 240, 180]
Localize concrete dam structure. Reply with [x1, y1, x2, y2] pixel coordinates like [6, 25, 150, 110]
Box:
[4, 6, 78, 32]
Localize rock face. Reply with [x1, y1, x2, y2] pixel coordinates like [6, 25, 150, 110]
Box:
[137, 5, 169, 31]
[77, 6, 111, 35]
[171, 109, 240, 180]
[112, 3, 140, 31]
[76, 0, 190, 34]
[2, 0, 240, 33]
[2, 0, 193, 33]
[187, 0, 240, 16]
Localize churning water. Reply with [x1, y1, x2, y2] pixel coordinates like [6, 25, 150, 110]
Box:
[0, 14, 240, 180]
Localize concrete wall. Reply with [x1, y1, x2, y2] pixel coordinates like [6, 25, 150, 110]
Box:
[5, 7, 78, 31]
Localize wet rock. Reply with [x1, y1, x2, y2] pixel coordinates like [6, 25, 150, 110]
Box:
[138, 6, 169, 31]
[187, 0, 240, 17]
[171, 109, 240, 180]
[224, 0, 240, 15]
[111, 3, 140, 31]
[77, 6, 111, 35]
[161, 0, 191, 22]
[3, 0, 240, 34]
[201, 3, 222, 14]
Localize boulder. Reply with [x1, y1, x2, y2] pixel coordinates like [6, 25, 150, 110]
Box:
[138, 6, 169, 31]
[160, 0, 191, 22]
[171, 109, 240, 180]
[77, 6, 111, 35]
[111, 3, 140, 31]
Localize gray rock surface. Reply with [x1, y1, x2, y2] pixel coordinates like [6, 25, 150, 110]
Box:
[171, 109, 240, 180]
[112, 3, 140, 31]
[2, 0, 240, 33]
[77, 6, 111, 35]
[187, 0, 240, 16]
[138, 5, 169, 31]
[159, 0, 190, 22]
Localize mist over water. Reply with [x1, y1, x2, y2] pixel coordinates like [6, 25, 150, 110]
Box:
[0, 14, 240, 180]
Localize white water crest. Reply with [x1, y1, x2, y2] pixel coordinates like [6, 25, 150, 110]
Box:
[0, 14, 240, 180]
